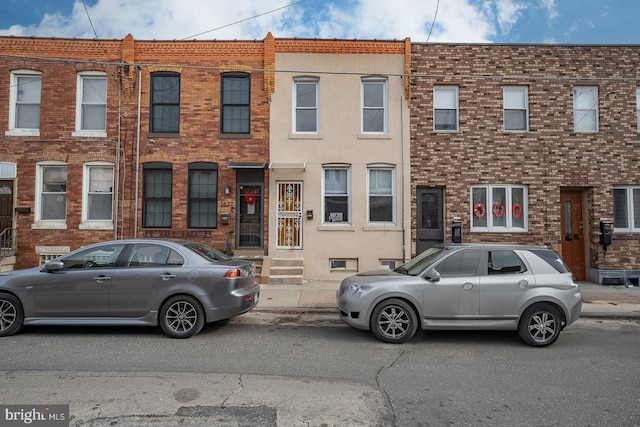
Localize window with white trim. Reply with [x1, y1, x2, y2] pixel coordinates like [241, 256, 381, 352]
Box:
[368, 166, 395, 224]
[471, 185, 527, 232]
[503, 86, 528, 131]
[361, 77, 387, 133]
[75, 72, 107, 135]
[613, 187, 640, 232]
[573, 86, 598, 132]
[8, 70, 41, 134]
[323, 166, 350, 224]
[36, 162, 67, 222]
[636, 88, 640, 133]
[434, 86, 459, 131]
[83, 163, 114, 225]
[293, 77, 319, 133]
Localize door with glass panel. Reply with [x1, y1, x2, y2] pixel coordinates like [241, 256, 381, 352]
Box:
[560, 190, 585, 280]
[276, 182, 302, 249]
[416, 188, 444, 255]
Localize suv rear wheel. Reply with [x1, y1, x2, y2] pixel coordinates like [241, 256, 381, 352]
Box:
[518, 303, 562, 347]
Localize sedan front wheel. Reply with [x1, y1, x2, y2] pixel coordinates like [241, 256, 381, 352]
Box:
[371, 298, 418, 344]
[160, 295, 205, 339]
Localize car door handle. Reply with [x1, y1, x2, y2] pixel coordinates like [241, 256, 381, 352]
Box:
[160, 273, 176, 280]
[462, 282, 474, 290]
[93, 276, 112, 284]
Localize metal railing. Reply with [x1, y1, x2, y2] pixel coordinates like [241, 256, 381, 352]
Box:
[0, 228, 16, 258]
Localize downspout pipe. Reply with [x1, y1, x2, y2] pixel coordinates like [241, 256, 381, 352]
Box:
[134, 66, 142, 239]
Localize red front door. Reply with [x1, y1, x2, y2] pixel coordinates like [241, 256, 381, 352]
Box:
[560, 190, 585, 280]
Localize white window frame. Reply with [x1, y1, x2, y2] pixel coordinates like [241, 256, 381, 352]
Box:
[503, 86, 529, 132]
[293, 77, 319, 134]
[322, 165, 351, 225]
[361, 77, 388, 134]
[434, 86, 459, 131]
[34, 161, 67, 229]
[73, 71, 107, 137]
[470, 184, 528, 232]
[367, 165, 396, 225]
[80, 162, 114, 230]
[613, 186, 640, 232]
[573, 86, 598, 132]
[636, 88, 640, 133]
[7, 70, 41, 136]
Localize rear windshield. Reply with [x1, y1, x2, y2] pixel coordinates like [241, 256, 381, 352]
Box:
[182, 242, 231, 262]
[529, 249, 570, 273]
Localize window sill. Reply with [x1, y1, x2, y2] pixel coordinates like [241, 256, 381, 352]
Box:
[318, 224, 355, 231]
[31, 221, 67, 230]
[80, 221, 114, 230]
[73, 131, 107, 138]
[358, 133, 391, 140]
[218, 133, 252, 139]
[5, 129, 39, 137]
[289, 133, 323, 139]
[363, 225, 401, 231]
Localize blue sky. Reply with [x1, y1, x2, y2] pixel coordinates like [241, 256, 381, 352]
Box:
[0, 0, 638, 44]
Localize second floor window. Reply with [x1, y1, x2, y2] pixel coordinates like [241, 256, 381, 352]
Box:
[77, 72, 107, 132]
[10, 70, 41, 131]
[362, 78, 387, 133]
[434, 86, 459, 131]
[188, 163, 218, 229]
[150, 73, 180, 133]
[143, 163, 172, 228]
[573, 86, 598, 132]
[294, 78, 318, 133]
[221, 73, 250, 134]
[503, 86, 528, 131]
[38, 164, 67, 221]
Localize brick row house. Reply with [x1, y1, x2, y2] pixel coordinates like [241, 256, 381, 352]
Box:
[411, 43, 640, 285]
[0, 34, 638, 285]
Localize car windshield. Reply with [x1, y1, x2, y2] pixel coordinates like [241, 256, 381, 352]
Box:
[394, 246, 448, 276]
[182, 242, 232, 262]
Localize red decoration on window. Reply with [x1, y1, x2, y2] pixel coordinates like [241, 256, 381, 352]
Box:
[512, 203, 522, 218]
[244, 190, 258, 205]
[473, 203, 486, 218]
[492, 202, 505, 217]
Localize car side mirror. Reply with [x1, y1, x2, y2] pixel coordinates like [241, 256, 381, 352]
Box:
[43, 260, 64, 272]
[425, 268, 441, 282]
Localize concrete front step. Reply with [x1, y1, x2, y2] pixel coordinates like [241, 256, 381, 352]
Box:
[270, 266, 304, 276]
[269, 275, 304, 285]
[270, 257, 304, 267]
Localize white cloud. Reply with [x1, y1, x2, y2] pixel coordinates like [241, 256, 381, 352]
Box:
[540, 0, 558, 20]
[0, 0, 507, 43]
[494, 0, 528, 34]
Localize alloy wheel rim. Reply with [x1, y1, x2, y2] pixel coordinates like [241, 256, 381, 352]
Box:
[0, 300, 17, 331]
[528, 311, 557, 343]
[378, 306, 409, 339]
[165, 301, 197, 333]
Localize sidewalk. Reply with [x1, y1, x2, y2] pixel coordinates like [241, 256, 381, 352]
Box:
[256, 280, 640, 318]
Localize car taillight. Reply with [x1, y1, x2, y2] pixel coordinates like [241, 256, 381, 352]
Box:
[224, 268, 248, 278]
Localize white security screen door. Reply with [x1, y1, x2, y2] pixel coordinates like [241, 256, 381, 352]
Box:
[276, 181, 302, 249]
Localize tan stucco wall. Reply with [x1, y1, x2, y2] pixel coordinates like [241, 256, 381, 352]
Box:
[269, 53, 411, 280]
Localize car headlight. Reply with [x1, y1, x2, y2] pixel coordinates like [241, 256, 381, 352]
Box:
[348, 283, 373, 295]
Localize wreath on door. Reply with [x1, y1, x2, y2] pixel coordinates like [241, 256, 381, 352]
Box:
[244, 190, 258, 205]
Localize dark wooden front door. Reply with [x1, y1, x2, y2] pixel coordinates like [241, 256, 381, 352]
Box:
[0, 181, 13, 236]
[560, 190, 585, 280]
[416, 187, 444, 255]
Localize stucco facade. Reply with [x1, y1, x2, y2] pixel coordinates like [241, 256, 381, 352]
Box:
[268, 39, 412, 280]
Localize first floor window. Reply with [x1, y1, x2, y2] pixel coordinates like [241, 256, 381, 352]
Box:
[143, 162, 172, 228]
[613, 187, 640, 232]
[188, 163, 218, 228]
[86, 164, 113, 221]
[39, 163, 67, 221]
[471, 185, 527, 231]
[323, 166, 350, 224]
[368, 167, 394, 223]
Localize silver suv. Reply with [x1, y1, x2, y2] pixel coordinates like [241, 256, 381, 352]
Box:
[337, 244, 582, 346]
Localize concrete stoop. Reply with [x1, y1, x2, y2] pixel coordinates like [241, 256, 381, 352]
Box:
[268, 257, 304, 285]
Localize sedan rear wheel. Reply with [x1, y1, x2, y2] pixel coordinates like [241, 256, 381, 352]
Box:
[518, 303, 562, 347]
[371, 298, 418, 344]
[160, 295, 205, 339]
[0, 293, 24, 337]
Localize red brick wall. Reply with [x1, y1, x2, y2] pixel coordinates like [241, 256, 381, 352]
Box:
[411, 43, 640, 272]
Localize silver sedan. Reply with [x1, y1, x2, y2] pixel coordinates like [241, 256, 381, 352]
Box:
[0, 239, 260, 338]
[337, 244, 582, 346]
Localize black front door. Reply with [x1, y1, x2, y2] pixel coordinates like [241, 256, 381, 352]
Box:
[416, 187, 444, 255]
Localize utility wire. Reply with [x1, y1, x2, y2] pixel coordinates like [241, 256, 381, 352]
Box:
[81, 0, 111, 60]
[426, 0, 440, 43]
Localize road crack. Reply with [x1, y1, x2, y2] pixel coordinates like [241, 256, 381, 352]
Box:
[221, 374, 244, 407]
[375, 349, 406, 427]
